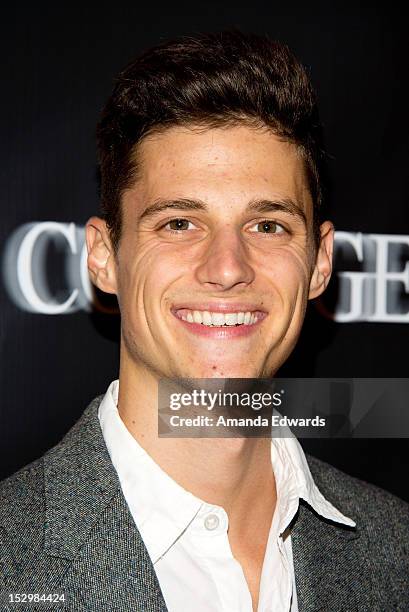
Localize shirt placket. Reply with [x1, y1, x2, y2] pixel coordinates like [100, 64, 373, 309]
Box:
[191, 504, 254, 612]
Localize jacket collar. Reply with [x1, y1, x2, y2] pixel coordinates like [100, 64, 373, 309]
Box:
[291, 499, 369, 611]
[43, 395, 168, 611]
[43, 395, 119, 559]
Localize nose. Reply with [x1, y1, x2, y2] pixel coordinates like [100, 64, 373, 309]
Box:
[194, 226, 255, 291]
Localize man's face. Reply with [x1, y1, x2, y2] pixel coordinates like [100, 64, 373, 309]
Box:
[90, 124, 333, 379]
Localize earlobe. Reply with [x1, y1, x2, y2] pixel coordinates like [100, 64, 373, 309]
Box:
[85, 217, 118, 295]
[308, 221, 334, 300]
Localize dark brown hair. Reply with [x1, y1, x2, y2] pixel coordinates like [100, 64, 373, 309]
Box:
[96, 29, 327, 252]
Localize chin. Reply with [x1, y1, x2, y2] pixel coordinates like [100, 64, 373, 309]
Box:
[182, 363, 264, 379]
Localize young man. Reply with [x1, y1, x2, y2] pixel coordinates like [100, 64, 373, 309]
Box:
[0, 30, 408, 612]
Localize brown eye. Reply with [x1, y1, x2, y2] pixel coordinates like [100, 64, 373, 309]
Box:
[167, 218, 191, 231]
[251, 221, 284, 234]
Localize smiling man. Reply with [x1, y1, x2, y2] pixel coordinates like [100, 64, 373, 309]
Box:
[1, 30, 408, 612]
[95, 125, 328, 382]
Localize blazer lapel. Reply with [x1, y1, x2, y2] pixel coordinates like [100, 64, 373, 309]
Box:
[291, 500, 370, 612]
[43, 396, 168, 611]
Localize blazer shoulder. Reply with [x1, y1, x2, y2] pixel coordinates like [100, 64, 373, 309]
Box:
[0, 456, 45, 532]
[306, 453, 409, 540]
[0, 392, 105, 529]
[0, 457, 47, 587]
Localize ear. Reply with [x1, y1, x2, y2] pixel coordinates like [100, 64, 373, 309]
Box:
[85, 217, 118, 295]
[308, 221, 334, 300]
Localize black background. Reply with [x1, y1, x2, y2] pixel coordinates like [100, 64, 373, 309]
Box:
[0, 3, 408, 501]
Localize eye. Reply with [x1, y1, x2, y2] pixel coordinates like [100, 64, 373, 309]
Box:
[163, 218, 195, 231]
[249, 220, 286, 234]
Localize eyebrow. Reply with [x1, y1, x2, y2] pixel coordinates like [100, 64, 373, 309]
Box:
[138, 197, 307, 225]
[247, 198, 307, 225]
[139, 199, 207, 221]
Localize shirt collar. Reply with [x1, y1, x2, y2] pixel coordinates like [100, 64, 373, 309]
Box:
[99, 380, 203, 562]
[99, 380, 355, 561]
[271, 432, 356, 535]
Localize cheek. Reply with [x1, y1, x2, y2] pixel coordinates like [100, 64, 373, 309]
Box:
[261, 246, 311, 298]
[116, 239, 192, 314]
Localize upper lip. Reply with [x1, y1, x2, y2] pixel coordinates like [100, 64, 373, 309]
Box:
[171, 302, 268, 313]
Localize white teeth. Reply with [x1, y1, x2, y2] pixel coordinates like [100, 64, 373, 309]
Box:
[225, 313, 238, 326]
[211, 312, 225, 326]
[193, 310, 202, 324]
[180, 309, 261, 327]
[202, 311, 212, 325]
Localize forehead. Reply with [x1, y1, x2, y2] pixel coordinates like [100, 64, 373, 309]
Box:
[127, 124, 312, 216]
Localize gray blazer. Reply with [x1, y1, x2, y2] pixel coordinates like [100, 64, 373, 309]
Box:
[0, 395, 408, 611]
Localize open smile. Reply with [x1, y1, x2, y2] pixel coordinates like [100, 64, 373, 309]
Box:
[171, 304, 268, 338]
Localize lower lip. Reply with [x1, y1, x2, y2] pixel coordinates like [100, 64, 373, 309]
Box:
[171, 311, 267, 338]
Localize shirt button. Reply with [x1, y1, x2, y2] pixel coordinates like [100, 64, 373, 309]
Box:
[204, 513, 220, 531]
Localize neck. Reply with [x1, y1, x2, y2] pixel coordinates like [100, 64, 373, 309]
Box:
[117, 351, 276, 523]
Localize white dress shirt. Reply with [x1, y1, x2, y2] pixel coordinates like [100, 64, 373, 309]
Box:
[98, 380, 355, 612]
